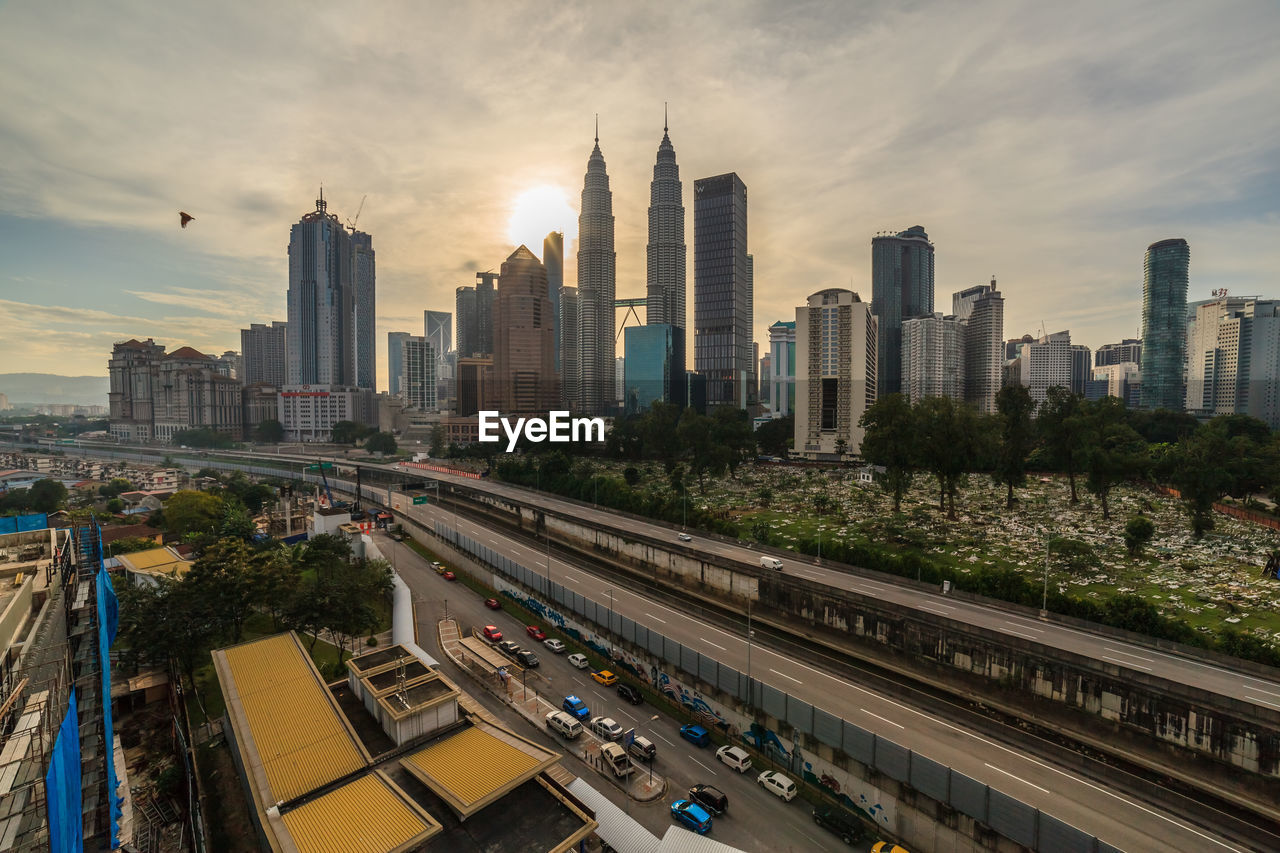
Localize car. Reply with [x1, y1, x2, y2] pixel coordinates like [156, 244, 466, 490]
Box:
[757, 770, 798, 801]
[688, 784, 727, 815]
[627, 735, 656, 762]
[870, 844, 910, 853]
[591, 670, 618, 686]
[442, 571, 457, 581]
[544, 639, 566, 654]
[481, 625, 502, 643]
[567, 653, 590, 669]
[616, 683, 643, 705]
[715, 745, 752, 772]
[670, 800, 712, 834]
[588, 716, 623, 741]
[516, 650, 540, 668]
[498, 640, 521, 657]
[432, 561, 446, 575]
[678, 533, 693, 542]
[526, 625, 547, 641]
[562, 695, 590, 720]
[679, 724, 710, 747]
[813, 805, 866, 845]
[484, 598, 501, 610]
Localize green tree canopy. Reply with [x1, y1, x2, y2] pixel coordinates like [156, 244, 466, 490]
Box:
[859, 394, 918, 512]
[993, 385, 1036, 510]
[915, 396, 985, 519]
[365, 431, 398, 454]
[162, 490, 225, 537]
[755, 415, 794, 458]
[1038, 387, 1087, 503]
[26, 479, 68, 514]
[1079, 397, 1147, 519]
[255, 418, 285, 443]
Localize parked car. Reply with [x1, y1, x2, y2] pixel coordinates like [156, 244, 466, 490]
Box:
[688, 784, 727, 815]
[526, 625, 547, 641]
[678, 532, 693, 542]
[544, 639, 566, 654]
[483, 598, 502, 610]
[679, 724, 710, 747]
[715, 745, 752, 773]
[670, 800, 713, 834]
[442, 571, 456, 581]
[813, 805, 866, 845]
[757, 770, 798, 801]
[588, 716, 623, 741]
[591, 670, 618, 686]
[545, 710, 582, 739]
[870, 844, 910, 853]
[567, 653, 590, 669]
[481, 625, 502, 643]
[627, 735, 656, 763]
[616, 683, 643, 705]
[562, 695, 590, 720]
[498, 640, 521, 657]
[432, 561, 446, 575]
[516, 650, 540, 668]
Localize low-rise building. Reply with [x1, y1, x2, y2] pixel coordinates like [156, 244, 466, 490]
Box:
[278, 385, 374, 442]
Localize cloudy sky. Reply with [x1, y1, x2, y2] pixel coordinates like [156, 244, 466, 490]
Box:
[1, 1, 1277, 387]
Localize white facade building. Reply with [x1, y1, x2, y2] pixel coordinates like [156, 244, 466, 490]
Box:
[953, 280, 1004, 413]
[1186, 298, 1280, 427]
[793, 289, 877, 460]
[401, 336, 438, 412]
[767, 321, 796, 416]
[901, 313, 965, 404]
[1013, 330, 1074, 405]
[278, 386, 373, 442]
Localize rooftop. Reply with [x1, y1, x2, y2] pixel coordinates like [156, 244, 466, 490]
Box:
[115, 546, 191, 578]
[279, 771, 440, 853]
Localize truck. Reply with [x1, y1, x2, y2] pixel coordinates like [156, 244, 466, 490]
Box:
[600, 742, 634, 777]
[760, 556, 784, 570]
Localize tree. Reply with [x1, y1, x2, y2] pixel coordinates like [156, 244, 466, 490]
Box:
[248, 547, 301, 629]
[188, 539, 255, 643]
[623, 466, 641, 487]
[1038, 387, 1087, 503]
[708, 407, 756, 477]
[676, 410, 714, 490]
[365, 431, 398, 454]
[858, 394, 918, 512]
[750, 518, 772, 543]
[219, 501, 257, 541]
[162, 490, 224, 537]
[1127, 409, 1199, 445]
[1124, 514, 1155, 556]
[171, 427, 236, 449]
[1162, 423, 1243, 538]
[755, 415, 794, 458]
[914, 396, 985, 520]
[1079, 397, 1147, 519]
[255, 418, 285, 443]
[993, 386, 1036, 510]
[99, 477, 134, 498]
[331, 420, 373, 445]
[26, 479, 68, 513]
[428, 424, 445, 457]
[105, 498, 125, 514]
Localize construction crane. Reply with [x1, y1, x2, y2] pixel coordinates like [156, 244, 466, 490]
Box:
[346, 194, 367, 231]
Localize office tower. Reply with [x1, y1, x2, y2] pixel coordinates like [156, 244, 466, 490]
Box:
[645, 115, 687, 391]
[1140, 238, 1190, 410]
[287, 192, 356, 386]
[1006, 335, 1033, 361]
[1186, 297, 1280, 427]
[456, 356, 493, 417]
[901, 314, 965, 404]
[476, 272, 497, 355]
[425, 311, 452, 360]
[1070, 344, 1092, 395]
[543, 231, 564, 373]
[793, 289, 877, 460]
[952, 279, 1004, 414]
[560, 286, 580, 409]
[759, 353, 771, 406]
[1096, 339, 1142, 367]
[456, 286, 478, 358]
[1011, 330, 1075, 405]
[401, 336, 437, 412]
[871, 225, 935, 398]
[1092, 363, 1141, 405]
[615, 357, 626, 406]
[768, 321, 797, 416]
[693, 172, 750, 408]
[351, 230, 376, 390]
[493, 245, 559, 414]
[624, 324, 684, 414]
[241, 321, 288, 387]
[387, 331, 411, 395]
[576, 125, 617, 415]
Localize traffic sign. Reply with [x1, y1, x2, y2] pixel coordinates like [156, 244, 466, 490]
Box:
[412, 495, 429, 505]
[305, 462, 334, 471]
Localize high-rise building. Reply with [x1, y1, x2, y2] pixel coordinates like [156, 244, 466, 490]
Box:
[1070, 344, 1092, 396]
[543, 231, 563, 373]
[351, 230, 376, 390]
[401, 336, 437, 412]
[425, 311, 452, 362]
[623, 324, 684, 414]
[694, 172, 751, 408]
[871, 226, 935, 398]
[1093, 363, 1141, 406]
[493, 246, 559, 414]
[1185, 297, 1280, 427]
[1095, 338, 1142, 367]
[476, 272, 497, 355]
[1140, 238, 1190, 410]
[559, 286, 579, 409]
[110, 339, 242, 443]
[794, 289, 877, 460]
[1010, 330, 1075, 405]
[759, 352, 771, 407]
[901, 314, 965, 404]
[456, 356, 492, 417]
[616, 357, 626, 407]
[387, 332, 411, 396]
[952, 280, 1004, 414]
[287, 192, 363, 387]
[241, 321, 288, 387]
[456, 286, 478, 358]
[576, 127, 617, 415]
[645, 115, 686, 349]
[767, 321, 797, 416]
[108, 338, 166, 442]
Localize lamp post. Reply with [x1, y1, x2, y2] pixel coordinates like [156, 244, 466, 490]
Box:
[1042, 524, 1052, 615]
[544, 513, 552, 598]
[682, 483, 687, 529]
[608, 588, 615, 635]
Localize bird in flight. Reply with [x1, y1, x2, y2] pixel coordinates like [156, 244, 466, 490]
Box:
[179, 212, 194, 228]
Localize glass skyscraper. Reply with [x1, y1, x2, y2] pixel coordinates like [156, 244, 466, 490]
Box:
[623, 324, 684, 414]
[646, 118, 687, 390]
[1140, 238, 1189, 410]
[871, 225, 934, 398]
[576, 126, 617, 415]
[387, 331, 411, 395]
[543, 231, 564, 373]
[693, 172, 750, 408]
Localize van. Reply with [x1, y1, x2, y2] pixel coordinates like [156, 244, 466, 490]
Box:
[545, 711, 583, 740]
[760, 556, 784, 570]
[814, 804, 866, 844]
[688, 784, 728, 815]
[715, 745, 752, 773]
[627, 735, 657, 763]
[600, 742, 634, 777]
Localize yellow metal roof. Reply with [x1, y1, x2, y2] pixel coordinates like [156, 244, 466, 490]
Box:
[221, 633, 367, 803]
[118, 546, 191, 576]
[280, 772, 438, 853]
[400, 723, 557, 817]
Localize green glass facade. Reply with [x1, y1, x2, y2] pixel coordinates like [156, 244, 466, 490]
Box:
[624, 324, 685, 414]
[1139, 238, 1189, 410]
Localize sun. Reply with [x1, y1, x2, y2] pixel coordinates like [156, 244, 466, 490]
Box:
[507, 185, 577, 255]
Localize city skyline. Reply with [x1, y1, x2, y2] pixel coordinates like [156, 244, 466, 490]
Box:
[1, 2, 1278, 383]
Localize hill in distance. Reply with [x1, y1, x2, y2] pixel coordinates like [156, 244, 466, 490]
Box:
[0, 374, 110, 407]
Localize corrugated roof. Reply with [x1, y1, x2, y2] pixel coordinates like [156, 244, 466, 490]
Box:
[280, 771, 439, 853]
[400, 723, 556, 817]
[655, 827, 750, 852]
[565, 777, 661, 853]
[221, 633, 367, 803]
[117, 546, 191, 576]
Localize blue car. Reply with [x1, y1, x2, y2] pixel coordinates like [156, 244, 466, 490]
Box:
[562, 695, 590, 720]
[671, 799, 713, 834]
[679, 724, 710, 747]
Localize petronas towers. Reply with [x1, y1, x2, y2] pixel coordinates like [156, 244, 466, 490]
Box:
[575, 124, 617, 415]
[646, 116, 687, 388]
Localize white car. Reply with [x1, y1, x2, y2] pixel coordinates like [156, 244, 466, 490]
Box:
[715, 745, 752, 772]
[589, 716, 624, 741]
[757, 770, 797, 801]
[567, 653, 590, 669]
[678, 533, 693, 542]
[544, 639, 566, 653]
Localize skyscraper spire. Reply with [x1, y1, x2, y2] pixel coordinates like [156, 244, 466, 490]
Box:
[647, 113, 687, 404]
[577, 123, 616, 414]
[664, 101, 668, 133]
[594, 113, 598, 144]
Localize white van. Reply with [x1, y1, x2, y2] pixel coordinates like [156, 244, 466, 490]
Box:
[716, 745, 753, 772]
[757, 770, 797, 801]
[545, 710, 583, 740]
[760, 556, 784, 571]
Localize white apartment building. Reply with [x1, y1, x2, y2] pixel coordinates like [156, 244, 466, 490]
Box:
[793, 289, 877, 460]
[1186, 298, 1280, 427]
[401, 336, 438, 412]
[278, 386, 373, 442]
[901, 313, 965, 404]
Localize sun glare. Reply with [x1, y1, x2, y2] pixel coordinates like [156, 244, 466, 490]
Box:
[507, 185, 577, 255]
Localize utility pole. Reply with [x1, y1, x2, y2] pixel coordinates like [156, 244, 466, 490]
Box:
[745, 599, 754, 711]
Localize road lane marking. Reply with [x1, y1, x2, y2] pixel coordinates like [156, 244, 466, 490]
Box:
[645, 613, 667, 624]
[861, 709, 903, 729]
[564, 575, 580, 584]
[984, 763, 1049, 794]
[916, 603, 953, 616]
[1103, 647, 1155, 663]
[1004, 620, 1042, 632]
[1002, 629, 1041, 640]
[689, 756, 717, 775]
[1102, 655, 1152, 671]
[797, 830, 830, 851]
[652, 732, 676, 746]
[1246, 694, 1280, 710]
[701, 638, 727, 651]
[1241, 681, 1280, 698]
[769, 668, 802, 685]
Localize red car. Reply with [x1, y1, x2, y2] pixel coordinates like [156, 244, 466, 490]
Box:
[443, 571, 457, 581]
[482, 625, 502, 642]
[526, 625, 547, 641]
[484, 598, 502, 610]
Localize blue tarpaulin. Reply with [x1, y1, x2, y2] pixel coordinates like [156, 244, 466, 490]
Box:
[97, 546, 123, 846]
[0, 513, 49, 534]
[45, 688, 83, 853]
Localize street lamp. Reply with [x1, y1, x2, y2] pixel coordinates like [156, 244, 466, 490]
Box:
[607, 588, 615, 635]
[745, 599, 755, 710]
[681, 483, 687, 529]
